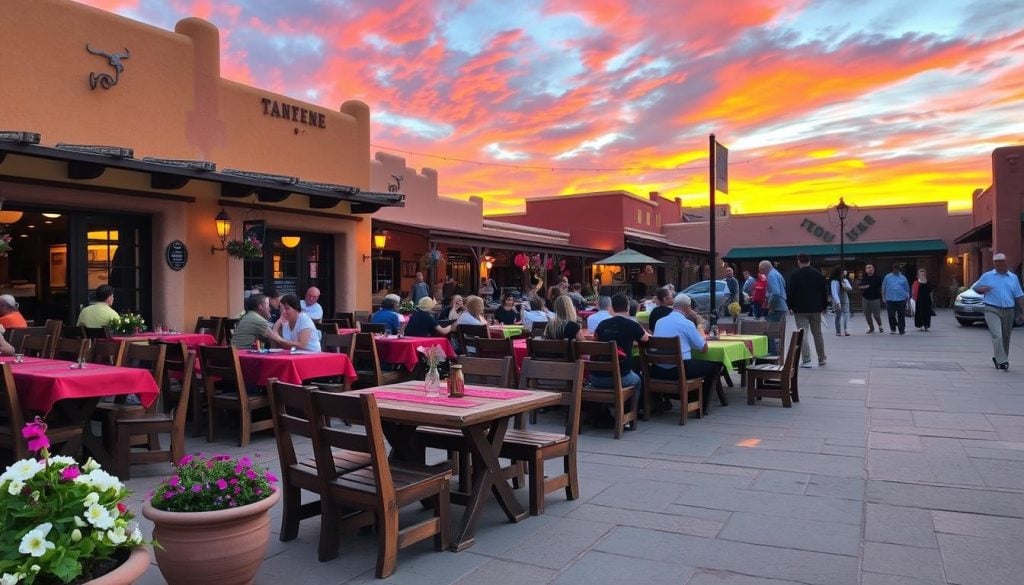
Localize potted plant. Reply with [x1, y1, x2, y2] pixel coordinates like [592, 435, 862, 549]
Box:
[398, 299, 415, 315]
[0, 419, 150, 585]
[142, 454, 279, 585]
[107, 313, 146, 335]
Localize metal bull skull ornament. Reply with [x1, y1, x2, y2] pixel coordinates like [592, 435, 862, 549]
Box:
[86, 44, 130, 90]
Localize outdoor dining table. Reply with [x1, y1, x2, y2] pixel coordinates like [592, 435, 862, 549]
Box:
[488, 324, 523, 339]
[349, 381, 561, 551]
[374, 335, 456, 372]
[112, 332, 218, 351]
[236, 350, 357, 386]
[692, 334, 768, 372]
[4, 355, 161, 467]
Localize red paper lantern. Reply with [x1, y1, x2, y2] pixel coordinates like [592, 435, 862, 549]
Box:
[545, 258, 554, 270]
[514, 253, 528, 269]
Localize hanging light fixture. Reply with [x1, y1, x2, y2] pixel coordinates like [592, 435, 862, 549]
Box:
[0, 211, 24, 224]
[281, 235, 301, 249]
[363, 227, 389, 262]
[42, 213, 62, 219]
[211, 208, 232, 254]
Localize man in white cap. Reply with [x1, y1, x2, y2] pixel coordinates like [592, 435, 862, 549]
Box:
[971, 252, 1024, 371]
[0, 294, 27, 329]
[652, 293, 723, 415]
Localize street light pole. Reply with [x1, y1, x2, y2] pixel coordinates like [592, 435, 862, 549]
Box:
[836, 197, 850, 273]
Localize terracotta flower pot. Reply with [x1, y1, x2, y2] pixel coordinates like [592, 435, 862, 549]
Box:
[86, 546, 151, 585]
[142, 490, 280, 585]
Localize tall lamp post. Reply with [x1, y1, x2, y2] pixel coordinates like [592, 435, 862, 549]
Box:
[836, 197, 850, 272]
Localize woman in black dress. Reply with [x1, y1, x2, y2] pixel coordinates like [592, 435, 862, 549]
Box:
[912, 268, 936, 331]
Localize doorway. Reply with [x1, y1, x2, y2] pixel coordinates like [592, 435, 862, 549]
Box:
[243, 229, 334, 317]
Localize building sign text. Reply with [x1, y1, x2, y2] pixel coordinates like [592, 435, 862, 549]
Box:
[261, 98, 326, 129]
[800, 214, 875, 243]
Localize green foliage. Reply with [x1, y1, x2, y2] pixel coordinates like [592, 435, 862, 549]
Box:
[107, 313, 146, 335]
[150, 454, 278, 513]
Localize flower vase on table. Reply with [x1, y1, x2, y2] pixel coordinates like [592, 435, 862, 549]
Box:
[417, 344, 448, 397]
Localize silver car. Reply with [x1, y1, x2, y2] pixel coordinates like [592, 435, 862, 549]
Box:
[682, 280, 731, 314]
[954, 288, 1023, 326]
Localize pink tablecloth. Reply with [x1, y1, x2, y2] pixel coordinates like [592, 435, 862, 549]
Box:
[578, 310, 597, 320]
[237, 352, 357, 386]
[375, 336, 456, 372]
[513, 339, 528, 371]
[5, 357, 160, 415]
[113, 333, 218, 351]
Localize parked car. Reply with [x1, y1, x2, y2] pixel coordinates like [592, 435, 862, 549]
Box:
[954, 288, 1023, 326]
[682, 280, 749, 314]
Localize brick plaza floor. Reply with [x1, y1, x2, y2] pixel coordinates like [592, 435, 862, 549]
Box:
[123, 309, 1024, 584]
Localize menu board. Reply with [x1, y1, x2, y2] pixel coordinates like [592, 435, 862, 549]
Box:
[272, 279, 297, 297]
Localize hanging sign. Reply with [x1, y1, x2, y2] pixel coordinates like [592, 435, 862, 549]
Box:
[165, 240, 188, 271]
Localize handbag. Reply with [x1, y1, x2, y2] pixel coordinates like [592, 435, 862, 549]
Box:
[905, 301, 914, 318]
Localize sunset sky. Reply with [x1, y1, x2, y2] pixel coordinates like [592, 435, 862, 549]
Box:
[77, 0, 1024, 216]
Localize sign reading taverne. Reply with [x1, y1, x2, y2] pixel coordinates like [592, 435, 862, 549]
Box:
[260, 98, 326, 129]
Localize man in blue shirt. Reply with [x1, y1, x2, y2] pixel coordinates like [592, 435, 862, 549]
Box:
[972, 253, 1024, 371]
[652, 293, 723, 415]
[759, 260, 788, 353]
[411, 272, 430, 303]
[370, 294, 403, 334]
[882, 264, 911, 334]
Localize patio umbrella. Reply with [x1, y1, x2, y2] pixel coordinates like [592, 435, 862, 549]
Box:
[592, 248, 665, 265]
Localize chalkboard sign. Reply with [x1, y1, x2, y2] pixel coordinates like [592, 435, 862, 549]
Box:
[165, 240, 188, 271]
[272, 279, 297, 298]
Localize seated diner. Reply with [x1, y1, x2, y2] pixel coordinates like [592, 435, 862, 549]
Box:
[273, 293, 321, 352]
[404, 297, 452, 337]
[370, 294, 403, 334]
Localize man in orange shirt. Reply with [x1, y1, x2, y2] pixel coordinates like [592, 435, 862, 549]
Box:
[0, 294, 27, 329]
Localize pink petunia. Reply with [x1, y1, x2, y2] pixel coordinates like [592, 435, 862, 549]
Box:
[245, 469, 257, 480]
[21, 418, 50, 452]
[216, 479, 228, 490]
[60, 466, 81, 481]
[168, 475, 180, 487]
[117, 502, 127, 515]
[265, 472, 278, 483]
[178, 455, 193, 466]
[192, 484, 202, 493]
[229, 478, 238, 485]
[163, 491, 175, 500]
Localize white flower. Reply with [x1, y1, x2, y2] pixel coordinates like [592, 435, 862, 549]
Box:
[18, 523, 55, 558]
[84, 504, 114, 529]
[106, 526, 128, 545]
[83, 492, 99, 507]
[74, 469, 122, 492]
[82, 458, 100, 472]
[130, 525, 143, 544]
[0, 572, 23, 585]
[73, 516, 87, 527]
[1, 459, 44, 483]
[71, 529, 82, 543]
[28, 567, 38, 575]
[46, 455, 77, 467]
[7, 479, 24, 496]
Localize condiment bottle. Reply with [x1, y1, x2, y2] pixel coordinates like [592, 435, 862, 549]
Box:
[447, 364, 465, 398]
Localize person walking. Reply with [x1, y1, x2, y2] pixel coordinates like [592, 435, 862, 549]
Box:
[750, 272, 767, 320]
[882, 264, 911, 334]
[912, 268, 936, 332]
[759, 260, 788, 354]
[411, 272, 430, 303]
[971, 252, 1024, 371]
[788, 253, 828, 368]
[830, 268, 852, 336]
[723, 267, 741, 322]
[858, 264, 884, 333]
[742, 270, 756, 316]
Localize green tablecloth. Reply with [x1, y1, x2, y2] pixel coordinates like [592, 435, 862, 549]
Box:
[692, 334, 768, 372]
[490, 325, 523, 338]
[636, 311, 650, 324]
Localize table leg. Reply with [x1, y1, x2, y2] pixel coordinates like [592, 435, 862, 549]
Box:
[452, 418, 526, 551]
[52, 398, 113, 469]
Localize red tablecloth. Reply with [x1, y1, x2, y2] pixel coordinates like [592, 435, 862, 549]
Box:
[578, 310, 597, 320]
[513, 339, 528, 371]
[337, 328, 359, 336]
[6, 357, 160, 415]
[375, 336, 456, 372]
[237, 351, 357, 386]
[113, 333, 218, 351]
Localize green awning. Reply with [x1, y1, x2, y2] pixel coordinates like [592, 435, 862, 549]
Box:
[724, 239, 948, 260]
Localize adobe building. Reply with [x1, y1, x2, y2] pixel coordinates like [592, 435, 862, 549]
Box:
[953, 145, 1024, 281]
[666, 201, 972, 305]
[0, 0, 401, 328]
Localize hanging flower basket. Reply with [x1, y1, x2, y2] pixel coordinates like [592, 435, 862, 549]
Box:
[0, 226, 12, 257]
[226, 234, 263, 260]
[419, 249, 445, 271]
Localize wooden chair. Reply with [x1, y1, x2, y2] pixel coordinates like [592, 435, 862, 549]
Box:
[83, 326, 112, 340]
[94, 343, 167, 456]
[8, 326, 46, 351]
[321, 333, 355, 357]
[358, 322, 388, 335]
[332, 313, 355, 329]
[746, 329, 805, 408]
[463, 336, 514, 360]
[576, 340, 638, 439]
[153, 340, 204, 438]
[194, 316, 224, 342]
[61, 325, 87, 339]
[53, 338, 88, 363]
[717, 322, 739, 334]
[199, 345, 273, 446]
[21, 334, 52, 359]
[221, 318, 240, 345]
[89, 339, 126, 366]
[457, 324, 490, 355]
[638, 337, 703, 425]
[525, 338, 574, 423]
[43, 320, 63, 357]
[529, 321, 548, 338]
[315, 321, 340, 336]
[267, 378, 371, 542]
[499, 358, 585, 516]
[351, 333, 403, 389]
[741, 320, 786, 365]
[1, 364, 84, 461]
[112, 352, 196, 480]
[353, 310, 371, 324]
[308, 390, 452, 576]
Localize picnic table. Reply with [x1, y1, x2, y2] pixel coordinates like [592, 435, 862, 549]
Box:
[236, 350, 356, 386]
[375, 336, 456, 372]
[349, 381, 561, 551]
